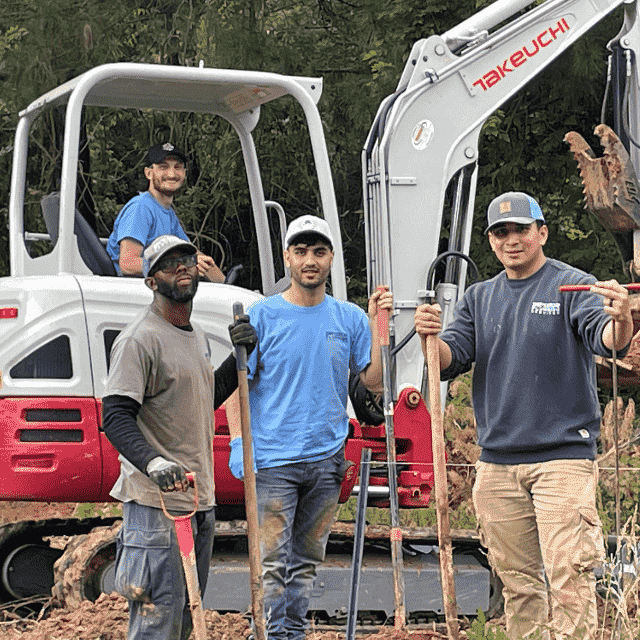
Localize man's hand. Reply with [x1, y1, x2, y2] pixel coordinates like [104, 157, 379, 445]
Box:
[368, 285, 393, 318]
[414, 303, 443, 337]
[196, 252, 225, 283]
[592, 280, 633, 324]
[228, 315, 258, 355]
[146, 457, 189, 492]
[228, 437, 256, 480]
[592, 280, 634, 351]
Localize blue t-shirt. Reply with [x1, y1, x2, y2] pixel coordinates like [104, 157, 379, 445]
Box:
[106, 191, 190, 274]
[440, 259, 627, 464]
[246, 294, 372, 469]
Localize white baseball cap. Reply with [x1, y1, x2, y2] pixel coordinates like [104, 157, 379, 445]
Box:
[284, 215, 334, 248]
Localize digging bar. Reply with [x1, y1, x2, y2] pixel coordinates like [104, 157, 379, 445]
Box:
[232, 302, 267, 640]
[425, 334, 460, 640]
[159, 472, 207, 640]
[377, 287, 406, 629]
[560, 285, 624, 595]
[346, 447, 372, 640]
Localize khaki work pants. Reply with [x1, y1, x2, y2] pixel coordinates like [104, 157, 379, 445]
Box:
[473, 459, 605, 640]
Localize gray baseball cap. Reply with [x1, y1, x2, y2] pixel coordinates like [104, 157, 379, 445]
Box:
[285, 215, 334, 248]
[486, 192, 545, 234]
[143, 235, 197, 276]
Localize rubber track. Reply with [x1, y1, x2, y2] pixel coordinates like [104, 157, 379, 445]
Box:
[52, 521, 122, 610]
[0, 518, 120, 604]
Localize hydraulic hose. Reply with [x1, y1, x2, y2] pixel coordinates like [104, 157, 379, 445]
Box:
[390, 251, 479, 357]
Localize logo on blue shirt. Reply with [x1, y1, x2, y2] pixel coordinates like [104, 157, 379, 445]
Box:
[531, 302, 560, 316]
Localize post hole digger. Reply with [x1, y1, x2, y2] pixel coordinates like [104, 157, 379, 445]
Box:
[559, 283, 630, 600]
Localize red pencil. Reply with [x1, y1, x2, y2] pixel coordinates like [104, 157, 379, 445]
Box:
[559, 284, 640, 292]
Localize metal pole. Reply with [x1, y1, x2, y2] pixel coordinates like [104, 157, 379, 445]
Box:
[346, 448, 372, 640]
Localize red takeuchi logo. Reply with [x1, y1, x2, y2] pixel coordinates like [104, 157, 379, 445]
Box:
[473, 19, 570, 92]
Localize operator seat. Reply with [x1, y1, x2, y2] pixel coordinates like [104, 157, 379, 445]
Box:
[41, 192, 117, 276]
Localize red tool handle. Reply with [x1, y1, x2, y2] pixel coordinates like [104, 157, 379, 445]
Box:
[376, 285, 390, 346]
[559, 283, 640, 292]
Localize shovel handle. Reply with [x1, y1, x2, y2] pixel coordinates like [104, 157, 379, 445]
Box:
[232, 302, 248, 371]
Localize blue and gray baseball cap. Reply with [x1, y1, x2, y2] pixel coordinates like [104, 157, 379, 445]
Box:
[485, 192, 545, 234]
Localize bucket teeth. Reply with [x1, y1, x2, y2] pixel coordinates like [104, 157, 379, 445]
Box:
[564, 124, 640, 231]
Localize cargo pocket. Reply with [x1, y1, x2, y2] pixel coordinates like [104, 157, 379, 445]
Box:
[114, 526, 172, 603]
[575, 507, 605, 572]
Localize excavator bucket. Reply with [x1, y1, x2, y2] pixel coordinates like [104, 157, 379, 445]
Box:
[564, 124, 640, 232]
[565, 125, 640, 387]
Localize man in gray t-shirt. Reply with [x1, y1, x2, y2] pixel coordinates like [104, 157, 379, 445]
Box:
[103, 235, 256, 640]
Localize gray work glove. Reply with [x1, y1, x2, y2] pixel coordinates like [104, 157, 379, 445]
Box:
[146, 456, 189, 493]
[228, 314, 258, 355]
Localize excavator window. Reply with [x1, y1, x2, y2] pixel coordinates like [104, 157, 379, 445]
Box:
[9, 335, 73, 379]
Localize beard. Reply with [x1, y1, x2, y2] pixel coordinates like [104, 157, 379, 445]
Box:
[151, 174, 183, 197]
[156, 274, 199, 303]
[292, 267, 330, 290]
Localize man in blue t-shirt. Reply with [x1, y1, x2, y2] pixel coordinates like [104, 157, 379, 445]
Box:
[414, 192, 633, 640]
[227, 215, 393, 640]
[106, 142, 224, 282]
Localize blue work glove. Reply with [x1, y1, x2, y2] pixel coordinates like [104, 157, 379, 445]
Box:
[228, 314, 258, 355]
[229, 437, 257, 480]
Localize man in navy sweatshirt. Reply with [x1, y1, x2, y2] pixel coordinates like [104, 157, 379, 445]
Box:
[414, 192, 633, 640]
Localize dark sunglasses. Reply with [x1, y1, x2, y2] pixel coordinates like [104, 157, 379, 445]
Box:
[155, 253, 197, 274]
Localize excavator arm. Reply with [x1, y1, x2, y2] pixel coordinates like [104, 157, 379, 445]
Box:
[364, 0, 639, 394]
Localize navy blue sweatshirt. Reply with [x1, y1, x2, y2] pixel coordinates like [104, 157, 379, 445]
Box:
[440, 259, 627, 464]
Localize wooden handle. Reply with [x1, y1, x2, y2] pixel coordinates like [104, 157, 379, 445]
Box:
[376, 286, 390, 347]
[230, 303, 267, 640]
[232, 302, 247, 371]
[425, 334, 460, 640]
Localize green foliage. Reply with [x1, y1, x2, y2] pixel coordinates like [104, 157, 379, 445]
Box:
[335, 498, 477, 530]
[0, 0, 631, 291]
[466, 610, 509, 640]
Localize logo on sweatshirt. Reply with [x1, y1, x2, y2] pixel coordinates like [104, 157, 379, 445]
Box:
[531, 302, 560, 316]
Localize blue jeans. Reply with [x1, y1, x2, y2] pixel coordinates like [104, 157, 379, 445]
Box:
[256, 447, 347, 640]
[114, 501, 215, 640]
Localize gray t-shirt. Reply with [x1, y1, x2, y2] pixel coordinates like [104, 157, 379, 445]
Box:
[105, 306, 215, 511]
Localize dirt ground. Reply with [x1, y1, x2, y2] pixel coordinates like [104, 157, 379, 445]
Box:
[1, 358, 638, 640]
[0, 593, 478, 640]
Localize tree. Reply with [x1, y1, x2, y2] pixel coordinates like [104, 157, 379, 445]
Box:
[0, 0, 630, 289]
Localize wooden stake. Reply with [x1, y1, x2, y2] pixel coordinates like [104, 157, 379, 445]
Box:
[233, 302, 267, 640]
[426, 334, 460, 640]
[377, 288, 406, 629]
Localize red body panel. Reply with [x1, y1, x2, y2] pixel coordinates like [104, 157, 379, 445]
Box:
[0, 397, 106, 501]
[0, 390, 434, 508]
